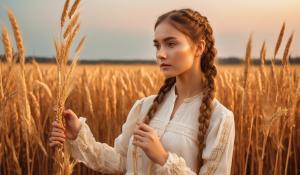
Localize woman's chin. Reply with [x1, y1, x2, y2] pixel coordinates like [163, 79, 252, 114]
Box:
[162, 71, 176, 78]
[160, 67, 178, 78]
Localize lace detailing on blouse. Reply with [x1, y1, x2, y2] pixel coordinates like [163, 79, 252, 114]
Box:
[155, 152, 193, 174]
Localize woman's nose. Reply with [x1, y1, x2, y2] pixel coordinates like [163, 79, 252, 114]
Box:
[156, 47, 167, 59]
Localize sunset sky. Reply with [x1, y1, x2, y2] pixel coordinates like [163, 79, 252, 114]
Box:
[0, 0, 299, 60]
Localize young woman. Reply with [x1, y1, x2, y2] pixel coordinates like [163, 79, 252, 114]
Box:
[49, 8, 235, 175]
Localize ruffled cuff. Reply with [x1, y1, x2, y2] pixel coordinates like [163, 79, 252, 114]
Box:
[66, 117, 89, 151]
[155, 152, 191, 174]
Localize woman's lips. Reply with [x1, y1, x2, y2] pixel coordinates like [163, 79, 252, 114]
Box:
[160, 63, 171, 68]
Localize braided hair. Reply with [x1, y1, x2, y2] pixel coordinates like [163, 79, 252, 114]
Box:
[142, 8, 217, 173]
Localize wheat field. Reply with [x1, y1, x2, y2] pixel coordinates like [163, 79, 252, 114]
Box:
[0, 62, 299, 175]
[1, 0, 300, 174]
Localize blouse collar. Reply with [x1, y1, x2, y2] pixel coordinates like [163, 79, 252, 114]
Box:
[170, 83, 204, 103]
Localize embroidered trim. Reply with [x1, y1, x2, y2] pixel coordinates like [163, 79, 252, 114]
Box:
[155, 152, 189, 175]
[205, 114, 232, 175]
[132, 145, 138, 175]
[131, 98, 145, 175]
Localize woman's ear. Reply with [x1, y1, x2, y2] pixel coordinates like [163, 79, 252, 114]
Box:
[195, 39, 206, 57]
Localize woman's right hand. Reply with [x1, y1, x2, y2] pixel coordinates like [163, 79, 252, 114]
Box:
[49, 109, 81, 147]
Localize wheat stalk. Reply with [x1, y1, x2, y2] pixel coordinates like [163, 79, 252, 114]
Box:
[34, 80, 53, 99]
[282, 32, 294, 66]
[273, 22, 285, 61]
[259, 41, 266, 86]
[63, 13, 80, 39]
[32, 60, 43, 81]
[61, 0, 71, 28]
[63, 23, 80, 65]
[54, 0, 84, 174]
[243, 34, 252, 89]
[7, 9, 32, 130]
[68, 0, 81, 19]
[260, 41, 266, 65]
[75, 35, 86, 53]
[7, 10, 25, 68]
[1, 25, 13, 64]
[28, 92, 41, 126]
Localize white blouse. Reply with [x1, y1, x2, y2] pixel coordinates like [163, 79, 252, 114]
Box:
[66, 84, 235, 175]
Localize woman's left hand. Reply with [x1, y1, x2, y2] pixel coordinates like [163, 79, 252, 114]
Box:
[132, 121, 169, 166]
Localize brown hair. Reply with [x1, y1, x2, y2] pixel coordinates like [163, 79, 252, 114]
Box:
[143, 8, 217, 173]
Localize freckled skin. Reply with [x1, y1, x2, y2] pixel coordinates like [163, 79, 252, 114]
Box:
[153, 21, 198, 78]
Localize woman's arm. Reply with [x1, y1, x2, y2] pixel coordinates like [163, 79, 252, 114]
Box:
[199, 111, 235, 175]
[154, 111, 235, 175]
[66, 98, 144, 174]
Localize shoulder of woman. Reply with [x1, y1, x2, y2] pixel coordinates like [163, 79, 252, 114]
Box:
[136, 94, 157, 120]
[210, 99, 235, 127]
[139, 94, 156, 105]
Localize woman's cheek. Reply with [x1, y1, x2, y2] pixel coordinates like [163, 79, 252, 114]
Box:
[172, 47, 193, 71]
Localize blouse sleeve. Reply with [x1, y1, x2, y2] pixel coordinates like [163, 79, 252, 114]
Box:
[65, 98, 144, 174]
[155, 111, 235, 175]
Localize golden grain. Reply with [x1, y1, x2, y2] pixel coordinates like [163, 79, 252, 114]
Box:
[61, 0, 71, 28]
[1, 26, 13, 63]
[68, 0, 81, 19]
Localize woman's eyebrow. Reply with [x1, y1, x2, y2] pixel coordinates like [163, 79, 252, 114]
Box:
[153, 36, 177, 43]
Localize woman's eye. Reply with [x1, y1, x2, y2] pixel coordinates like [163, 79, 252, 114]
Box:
[153, 44, 160, 49]
[168, 42, 176, 47]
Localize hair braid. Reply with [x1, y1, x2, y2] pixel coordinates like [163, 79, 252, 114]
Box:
[143, 77, 176, 125]
[140, 77, 176, 175]
[196, 14, 218, 172]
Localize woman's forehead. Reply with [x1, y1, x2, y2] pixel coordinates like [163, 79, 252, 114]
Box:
[153, 22, 187, 42]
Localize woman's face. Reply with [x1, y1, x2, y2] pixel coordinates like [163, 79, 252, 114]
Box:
[153, 21, 199, 78]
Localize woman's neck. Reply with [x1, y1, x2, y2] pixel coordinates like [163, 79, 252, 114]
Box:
[175, 67, 205, 99]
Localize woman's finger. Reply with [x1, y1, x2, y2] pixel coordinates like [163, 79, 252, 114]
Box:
[63, 109, 76, 119]
[49, 136, 65, 143]
[132, 139, 146, 149]
[137, 123, 154, 132]
[49, 140, 63, 147]
[133, 134, 147, 142]
[52, 121, 65, 130]
[52, 127, 65, 133]
[51, 131, 66, 138]
[133, 128, 149, 137]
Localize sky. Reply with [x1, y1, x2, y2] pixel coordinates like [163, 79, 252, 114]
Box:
[0, 0, 299, 60]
